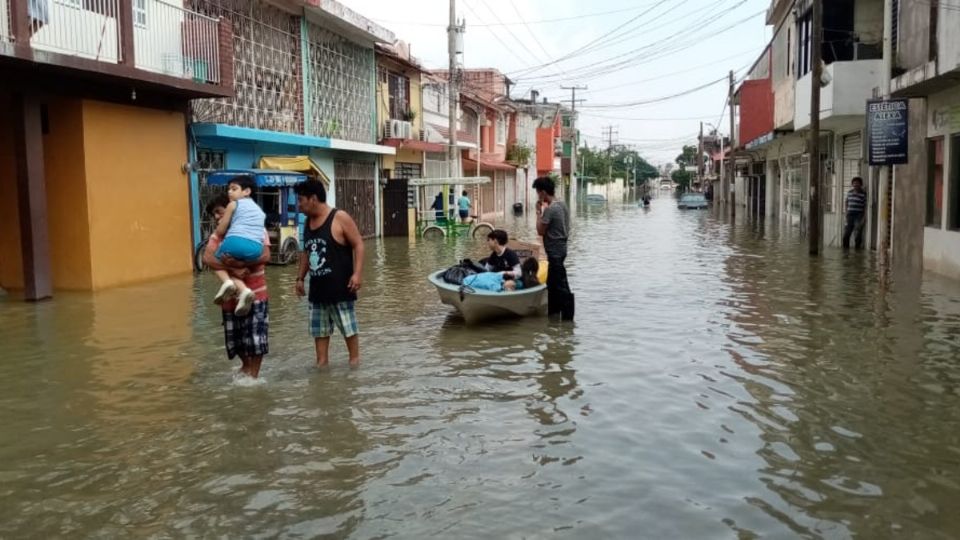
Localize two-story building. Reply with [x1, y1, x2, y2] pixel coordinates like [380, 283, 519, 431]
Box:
[186, 0, 397, 242]
[741, 0, 882, 250]
[375, 41, 444, 236]
[0, 0, 234, 298]
[890, 0, 960, 279]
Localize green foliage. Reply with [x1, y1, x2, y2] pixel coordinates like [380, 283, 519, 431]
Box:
[671, 169, 693, 190]
[578, 145, 658, 183]
[675, 145, 698, 168]
[506, 142, 532, 165]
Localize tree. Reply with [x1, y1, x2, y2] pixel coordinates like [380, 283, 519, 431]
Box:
[578, 144, 658, 183]
[675, 145, 698, 169]
[671, 169, 693, 191]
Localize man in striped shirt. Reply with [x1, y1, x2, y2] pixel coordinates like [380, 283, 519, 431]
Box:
[843, 176, 867, 250]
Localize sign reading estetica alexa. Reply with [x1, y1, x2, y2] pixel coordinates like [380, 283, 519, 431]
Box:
[867, 99, 909, 166]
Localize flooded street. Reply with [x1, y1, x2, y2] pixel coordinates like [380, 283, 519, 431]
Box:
[3, 196, 960, 539]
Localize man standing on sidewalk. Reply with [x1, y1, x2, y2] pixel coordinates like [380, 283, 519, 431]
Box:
[842, 176, 867, 250]
[533, 176, 574, 321]
[294, 180, 365, 367]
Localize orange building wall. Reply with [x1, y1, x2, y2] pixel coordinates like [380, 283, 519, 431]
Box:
[536, 127, 554, 173]
[45, 98, 94, 289]
[0, 100, 23, 289]
[81, 100, 191, 289]
[0, 97, 93, 290]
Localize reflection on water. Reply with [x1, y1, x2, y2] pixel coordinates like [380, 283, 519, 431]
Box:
[2, 195, 960, 538]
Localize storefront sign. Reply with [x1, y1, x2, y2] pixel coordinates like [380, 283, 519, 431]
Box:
[867, 99, 909, 165]
[745, 131, 774, 150]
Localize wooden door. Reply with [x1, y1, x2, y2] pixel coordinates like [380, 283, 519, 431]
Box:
[383, 178, 409, 237]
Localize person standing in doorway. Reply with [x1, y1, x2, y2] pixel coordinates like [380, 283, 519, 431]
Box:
[458, 190, 472, 223]
[533, 176, 574, 321]
[842, 176, 867, 250]
[294, 180, 365, 368]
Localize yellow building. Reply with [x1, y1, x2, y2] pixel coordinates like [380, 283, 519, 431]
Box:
[0, 1, 234, 299]
[375, 42, 444, 237]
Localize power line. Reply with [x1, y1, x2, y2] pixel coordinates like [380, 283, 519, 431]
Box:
[514, 6, 761, 85]
[372, 3, 676, 28]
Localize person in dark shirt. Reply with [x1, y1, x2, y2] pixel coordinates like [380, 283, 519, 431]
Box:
[294, 180, 365, 368]
[483, 229, 521, 276]
[534, 176, 574, 321]
[842, 176, 867, 250]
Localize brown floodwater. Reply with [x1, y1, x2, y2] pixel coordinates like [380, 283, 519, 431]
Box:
[2, 195, 960, 538]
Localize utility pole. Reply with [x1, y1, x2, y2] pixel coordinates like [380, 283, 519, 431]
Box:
[726, 70, 735, 207]
[447, 0, 462, 205]
[697, 121, 704, 189]
[878, 0, 894, 273]
[560, 84, 586, 202]
[808, 0, 823, 255]
[602, 125, 618, 181]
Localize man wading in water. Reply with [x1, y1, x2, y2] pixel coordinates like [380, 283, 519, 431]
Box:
[294, 180, 365, 367]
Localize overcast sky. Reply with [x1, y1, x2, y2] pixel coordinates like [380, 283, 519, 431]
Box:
[342, 0, 772, 165]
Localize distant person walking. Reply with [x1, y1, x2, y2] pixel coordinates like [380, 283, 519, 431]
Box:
[842, 176, 867, 250]
[533, 176, 574, 321]
[294, 180, 365, 368]
[458, 190, 472, 223]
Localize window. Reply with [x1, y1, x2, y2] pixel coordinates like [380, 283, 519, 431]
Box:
[927, 137, 944, 227]
[134, 0, 147, 28]
[796, 10, 811, 77]
[496, 114, 506, 145]
[387, 72, 410, 120]
[950, 134, 960, 230]
[786, 27, 791, 77]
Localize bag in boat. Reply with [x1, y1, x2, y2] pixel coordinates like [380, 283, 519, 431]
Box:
[442, 259, 485, 285]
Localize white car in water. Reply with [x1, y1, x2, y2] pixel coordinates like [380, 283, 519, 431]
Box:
[678, 193, 709, 209]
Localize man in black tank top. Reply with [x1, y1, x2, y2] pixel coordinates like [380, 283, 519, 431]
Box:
[294, 180, 366, 367]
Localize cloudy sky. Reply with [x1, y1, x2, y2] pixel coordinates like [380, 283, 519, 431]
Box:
[342, 0, 772, 165]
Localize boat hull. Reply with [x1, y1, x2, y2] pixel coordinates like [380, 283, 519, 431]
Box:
[428, 271, 548, 324]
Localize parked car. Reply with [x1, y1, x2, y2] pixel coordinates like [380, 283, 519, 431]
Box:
[677, 193, 709, 209]
[585, 194, 607, 204]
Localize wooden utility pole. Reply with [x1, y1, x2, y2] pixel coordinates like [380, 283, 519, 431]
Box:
[808, 0, 823, 255]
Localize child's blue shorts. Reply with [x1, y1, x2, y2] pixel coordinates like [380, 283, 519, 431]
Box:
[216, 236, 263, 262]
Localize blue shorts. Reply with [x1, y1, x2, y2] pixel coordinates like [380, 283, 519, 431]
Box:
[216, 235, 263, 262]
[309, 301, 359, 338]
[459, 209, 469, 219]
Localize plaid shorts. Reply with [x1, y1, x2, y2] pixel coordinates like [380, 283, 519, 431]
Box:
[222, 300, 269, 359]
[309, 301, 359, 338]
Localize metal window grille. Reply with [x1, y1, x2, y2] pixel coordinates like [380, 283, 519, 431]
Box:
[305, 24, 374, 143]
[188, 0, 303, 134]
[196, 148, 227, 239]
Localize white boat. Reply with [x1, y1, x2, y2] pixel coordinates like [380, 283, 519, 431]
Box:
[427, 270, 548, 324]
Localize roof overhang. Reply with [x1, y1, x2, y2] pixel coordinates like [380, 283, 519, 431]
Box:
[301, 0, 395, 45]
[192, 123, 396, 155]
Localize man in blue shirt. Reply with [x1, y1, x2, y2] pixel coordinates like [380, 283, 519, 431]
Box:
[842, 177, 867, 250]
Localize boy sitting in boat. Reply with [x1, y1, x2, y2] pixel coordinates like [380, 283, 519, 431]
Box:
[464, 258, 540, 292]
[482, 229, 522, 277]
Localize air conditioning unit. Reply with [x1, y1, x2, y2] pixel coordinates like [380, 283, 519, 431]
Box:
[388, 119, 412, 139]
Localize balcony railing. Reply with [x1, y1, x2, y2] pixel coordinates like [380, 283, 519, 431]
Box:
[3, 0, 227, 89]
[31, 0, 123, 63]
[133, 0, 220, 84]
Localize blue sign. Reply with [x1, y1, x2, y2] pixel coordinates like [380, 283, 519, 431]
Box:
[867, 99, 909, 166]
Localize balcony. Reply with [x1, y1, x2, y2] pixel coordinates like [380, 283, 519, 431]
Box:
[0, 0, 232, 97]
[794, 60, 882, 130]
